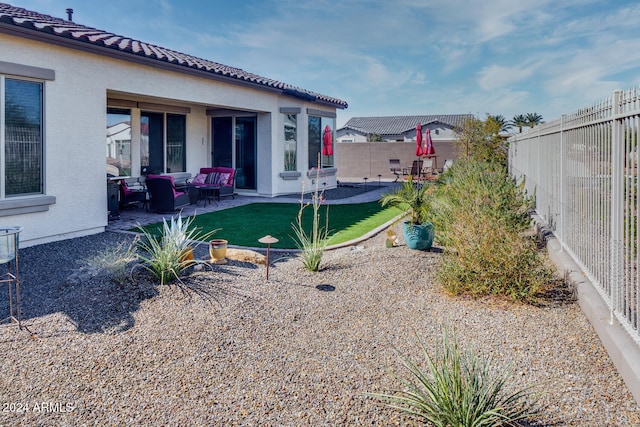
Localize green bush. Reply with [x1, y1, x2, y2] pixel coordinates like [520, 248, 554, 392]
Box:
[369, 332, 543, 426]
[431, 160, 552, 301]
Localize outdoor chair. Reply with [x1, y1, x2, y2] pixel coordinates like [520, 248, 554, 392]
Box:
[421, 158, 434, 178]
[407, 160, 422, 178]
[145, 175, 190, 213]
[389, 159, 401, 181]
[442, 159, 453, 173]
[119, 180, 146, 209]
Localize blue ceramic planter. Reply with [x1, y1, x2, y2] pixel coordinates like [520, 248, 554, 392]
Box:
[402, 221, 434, 250]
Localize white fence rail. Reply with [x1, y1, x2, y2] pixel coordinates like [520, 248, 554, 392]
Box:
[509, 89, 640, 346]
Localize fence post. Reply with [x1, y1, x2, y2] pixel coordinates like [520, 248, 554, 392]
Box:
[559, 114, 565, 247]
[610, 89, 624, 324]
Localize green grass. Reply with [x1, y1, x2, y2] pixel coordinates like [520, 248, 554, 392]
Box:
[133, 202, 403, 249]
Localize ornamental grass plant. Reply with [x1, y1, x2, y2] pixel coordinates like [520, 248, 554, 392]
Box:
[369, 332, 544, 427]
[82, 238, 139, 286]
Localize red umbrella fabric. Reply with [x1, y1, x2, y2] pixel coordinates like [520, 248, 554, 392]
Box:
[415, 123, 423, 156]
[424, 128, 435, 155]
[322, 125, 333, 156]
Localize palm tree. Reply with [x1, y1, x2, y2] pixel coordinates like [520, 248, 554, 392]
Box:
[511, 114, 528, 133]
[525, 113, 543, 128]
[488, 114, 511, 133]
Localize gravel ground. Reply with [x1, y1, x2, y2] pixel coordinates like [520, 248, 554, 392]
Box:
[1, 230, 639, 426]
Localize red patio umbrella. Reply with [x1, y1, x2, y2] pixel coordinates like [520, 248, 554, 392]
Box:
[415, 123, 423, 156]
[424, 128, 435, 156]
[322, 125, 333, 156]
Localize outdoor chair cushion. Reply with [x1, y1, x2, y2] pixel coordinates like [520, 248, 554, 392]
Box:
[191, 173, 207, 185]
[196, 167, 236, 200]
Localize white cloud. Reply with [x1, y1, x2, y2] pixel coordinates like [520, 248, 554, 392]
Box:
[477, 64, 535, 91]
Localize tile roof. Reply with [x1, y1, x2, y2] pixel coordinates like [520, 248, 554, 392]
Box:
[340, 115, 473, 135]
[0, 3, 347, 109]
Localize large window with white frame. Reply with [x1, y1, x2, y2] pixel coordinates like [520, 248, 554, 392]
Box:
[2, 77, 43, 197]
[284, 113, 297, 171]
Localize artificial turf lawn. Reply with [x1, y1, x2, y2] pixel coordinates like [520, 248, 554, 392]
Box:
[134, 202, 403, 249]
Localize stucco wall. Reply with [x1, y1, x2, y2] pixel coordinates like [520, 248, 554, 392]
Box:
[1, 33, 339, 246]
[335, 140, 460, 182]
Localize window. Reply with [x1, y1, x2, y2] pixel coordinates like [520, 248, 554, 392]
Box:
[284, 114, 297, 171]
[3, 78, 43, 196]
[106, 108, 131, 176]
[166, 114, 186, 173]
[308, 115, 333, 169]
[141, 112, 186, 174]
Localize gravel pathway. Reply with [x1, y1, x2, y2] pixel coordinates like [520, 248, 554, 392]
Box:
[1, 230, 639, 426]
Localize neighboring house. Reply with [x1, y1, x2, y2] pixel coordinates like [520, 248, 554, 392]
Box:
[336, 115, 472, 142]
[0, 3, 347, 247]
[335, 115, 472, 181]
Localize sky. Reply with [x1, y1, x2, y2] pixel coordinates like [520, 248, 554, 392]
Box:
[8, 0, 640, 128]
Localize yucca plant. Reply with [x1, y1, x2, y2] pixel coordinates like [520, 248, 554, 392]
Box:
[136, 213, 218, 285]
[368, 332, 543, 426]
[292, 181, 330, 272]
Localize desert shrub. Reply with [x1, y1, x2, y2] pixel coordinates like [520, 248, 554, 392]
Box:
[430, 160, 552, 301]
[368, 332, 543, 426]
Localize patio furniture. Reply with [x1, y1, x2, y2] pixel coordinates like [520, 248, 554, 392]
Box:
[189, 167, 236, 201]
[119, 179, 147, 210]
[442, 158, 453, 172]
[145, 175, 190, 213]
[403, 160, 423, 178]
[389, 159, 401, 181]
[0, 227, 23, 330]
[421, 158, 434, 178]
[195, 186, 218, 207]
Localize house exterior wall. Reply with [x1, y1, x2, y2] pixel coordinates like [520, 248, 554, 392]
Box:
[1, 33, 339, 246]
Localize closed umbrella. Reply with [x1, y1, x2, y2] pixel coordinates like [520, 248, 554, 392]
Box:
[415, 123, 423, 156]
[322, 125, 333, 156]
[424, 128, 435, 156]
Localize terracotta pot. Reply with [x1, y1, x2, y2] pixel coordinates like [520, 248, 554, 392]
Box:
[209, 239, 228, 264]
[179, 247, 194, 265]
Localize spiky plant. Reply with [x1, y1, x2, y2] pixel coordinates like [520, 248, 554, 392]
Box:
[136, 213, 218, 285]
[368, 332, 544, 426]
[380, 177, 433, 225]
[291, 181, 330, 272]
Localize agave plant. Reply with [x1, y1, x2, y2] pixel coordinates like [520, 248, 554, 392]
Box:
[136, 213, 218, 285]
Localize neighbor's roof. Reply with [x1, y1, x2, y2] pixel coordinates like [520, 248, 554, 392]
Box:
[340, 115, 472, 135]
[0, 3, 347, 109]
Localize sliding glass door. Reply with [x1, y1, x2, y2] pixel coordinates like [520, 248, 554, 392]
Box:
[211, 116, 256, 190]
[235, 117, 256, 190]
